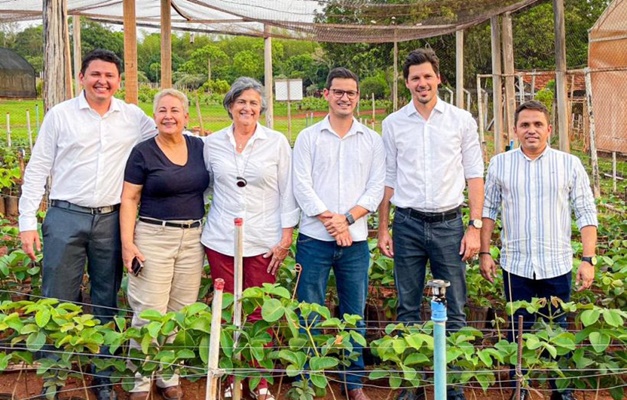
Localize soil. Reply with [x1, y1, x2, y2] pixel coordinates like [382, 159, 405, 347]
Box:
[0, 370, 617, 400]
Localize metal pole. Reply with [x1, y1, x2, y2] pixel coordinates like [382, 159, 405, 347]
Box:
[233, 218, 244, 400]
[429, 279, 450, 400]
[514, 314, 524, 400]
[206, 278, 226, 400]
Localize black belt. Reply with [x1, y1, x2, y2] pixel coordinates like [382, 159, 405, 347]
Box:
[50, 200, 120, 215]
[397, 206, 461, 223]
[139, 217, 202, 229]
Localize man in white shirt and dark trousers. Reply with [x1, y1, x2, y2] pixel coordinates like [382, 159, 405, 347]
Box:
[480, 100, 597, 400]
[293, 67, 385, 400]
[377, 48, 484, 400]
[19, 49, 156, 400]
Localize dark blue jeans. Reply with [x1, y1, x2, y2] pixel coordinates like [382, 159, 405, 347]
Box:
[295, 234, 369, 391]
[42, 206, 123, 383]
[392, 208, 467, 332]
[504, 270, 572, 393]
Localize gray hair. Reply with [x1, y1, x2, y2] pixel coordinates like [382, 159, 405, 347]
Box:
[223, 77, 267, 119]
[153, 88, 189, 114]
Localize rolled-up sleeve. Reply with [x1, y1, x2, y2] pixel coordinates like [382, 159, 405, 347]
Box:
[461, 115, 484, 179]
[277, 136, 300, 228]
[356, 135, 386, 211]
[571, 159, 598, 229]
[482, 157, 501, 221]
[382, 118, 398, 189]
[292, 129, 328, 217]
[19, 114, 58, 232]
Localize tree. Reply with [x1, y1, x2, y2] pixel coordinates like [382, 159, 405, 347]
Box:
[79, 20, 123, 60]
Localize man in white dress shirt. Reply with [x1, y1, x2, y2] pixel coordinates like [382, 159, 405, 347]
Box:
[293, 67, 385, 400]
[377, 48, 484, 400]
[19, 49, 156, 400]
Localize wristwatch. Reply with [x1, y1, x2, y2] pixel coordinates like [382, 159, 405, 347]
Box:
[469, 219, 483, 229]
[344, 212, 355, 225]
[581, 256, 597, 266]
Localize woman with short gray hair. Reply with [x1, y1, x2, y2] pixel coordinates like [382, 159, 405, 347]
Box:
[202, 77, 299, 400]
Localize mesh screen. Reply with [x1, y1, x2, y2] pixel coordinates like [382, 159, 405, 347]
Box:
[1, 0, 540, 42]
[588, 0, 627, 154]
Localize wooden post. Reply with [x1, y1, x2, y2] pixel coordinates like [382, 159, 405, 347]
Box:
[205, 278, 225, 400]
[207, 58, 212, 82]
[490, 16, 504, 154]
[195, 93, 204, 136]
[476, 75, 487, 161]
[612, 152, 617, 193]
[64, 0, 73, 99]
[502, 13, 515, 146]
[264, 25, 273, 129]
[456, 30, 464, 109]
[43, 0, 71, 111]
[160, 0, 172, 88]
[584, 67, 600, 198]
[72, 15, 81, 96]
[27, 110, 33, 151]
[554, 0, 569, 152]
[232, 218, 244, 400]
[518, 75, 524, 103]
[372, 93, 375, 124]
[393, 32, 398, 111]
[123, 0, 138, 104]
[5, 113, 11, 148]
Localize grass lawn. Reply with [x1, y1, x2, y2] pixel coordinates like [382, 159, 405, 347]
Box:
[0, 98, 385, 147]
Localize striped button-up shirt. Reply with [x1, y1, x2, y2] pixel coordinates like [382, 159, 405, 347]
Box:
[483, 147, 597, 279]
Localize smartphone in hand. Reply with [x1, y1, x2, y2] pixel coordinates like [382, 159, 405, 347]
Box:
[131, 257, 143, 277]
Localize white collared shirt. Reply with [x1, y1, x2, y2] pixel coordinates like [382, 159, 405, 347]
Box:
[19, 92, 157, 231]
[201, 123, 300, 256]
[382, 98, 484, 212]
[483, 147, 598, 279]
[293, 116, 386, 242]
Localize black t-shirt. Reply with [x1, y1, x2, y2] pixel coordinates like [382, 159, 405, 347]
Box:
[124, 135, 209, 220]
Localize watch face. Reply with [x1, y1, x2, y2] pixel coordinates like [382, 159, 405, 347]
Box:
[583, 256, 597, 266]
[471, 219, 483, 229]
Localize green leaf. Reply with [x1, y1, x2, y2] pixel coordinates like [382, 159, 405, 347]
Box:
[589, 331, 610, 353]
[349, 330, 367, 347]
[601, 309, 624, 327]
[477, 349, 494, 367]
[261, 298, 284, 322]
[285, 364, 301, 377]
[199, 335, 210, 365]
[368, 369, 388, 380]
[35, 309, 51, 328]
[403, 352, 429, 366]
[140, 334, 152, 354]
[310, 356, 338, 371]
[25, 331, 46, 352]
[188, 317, 211, 333]
[579, 308, 600, 326]
[139, 309, 164, 321]
[310, 372, 327, 388]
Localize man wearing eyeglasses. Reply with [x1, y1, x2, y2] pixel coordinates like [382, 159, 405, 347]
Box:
[292, 67, 385, 400]
[377, 48, 484, 400]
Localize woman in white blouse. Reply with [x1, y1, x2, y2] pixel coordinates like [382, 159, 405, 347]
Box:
[201, 77, 299, 400]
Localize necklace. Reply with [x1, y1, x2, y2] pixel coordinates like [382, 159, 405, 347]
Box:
[233, 138, 256, 188]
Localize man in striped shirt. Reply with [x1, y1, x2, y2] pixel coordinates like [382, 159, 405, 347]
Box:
[480, 100, 598, 400]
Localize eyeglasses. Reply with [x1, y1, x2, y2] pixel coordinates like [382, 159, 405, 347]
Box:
[330, 89, 359, 99]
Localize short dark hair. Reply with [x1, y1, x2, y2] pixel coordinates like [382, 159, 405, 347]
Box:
[403, 48, 440, 80]
[80, 49, 123, 76]
[325, 67, 359, 89]
[515, 100, 550, 126]
[223, 77, 267, 119]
